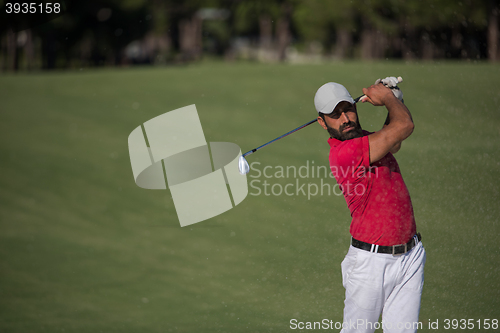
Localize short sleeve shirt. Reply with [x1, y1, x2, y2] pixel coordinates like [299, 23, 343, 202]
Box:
[328, 131, 416, 246]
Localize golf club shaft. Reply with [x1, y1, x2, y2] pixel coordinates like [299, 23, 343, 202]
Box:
[242, 94, 365, 158]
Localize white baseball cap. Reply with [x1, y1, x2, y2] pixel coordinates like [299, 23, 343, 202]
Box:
[314, 82, 354, 114]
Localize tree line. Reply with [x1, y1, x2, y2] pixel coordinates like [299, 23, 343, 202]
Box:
[1, 0, 499, 71]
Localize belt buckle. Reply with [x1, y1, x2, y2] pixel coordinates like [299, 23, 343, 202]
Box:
[392, 243, 407, 256]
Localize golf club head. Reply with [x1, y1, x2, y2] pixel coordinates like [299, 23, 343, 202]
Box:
[238, 155, 250, 175]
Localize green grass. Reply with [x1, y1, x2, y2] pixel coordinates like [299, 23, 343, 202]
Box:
[0, 61, 499, 332]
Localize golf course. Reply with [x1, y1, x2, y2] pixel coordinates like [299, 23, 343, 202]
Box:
[1, 61, 499, 332]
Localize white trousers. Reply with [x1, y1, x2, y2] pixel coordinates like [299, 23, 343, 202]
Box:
[340, 241, 426, 333]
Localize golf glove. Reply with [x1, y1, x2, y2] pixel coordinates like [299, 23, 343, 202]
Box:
[375, 76, 403, 102]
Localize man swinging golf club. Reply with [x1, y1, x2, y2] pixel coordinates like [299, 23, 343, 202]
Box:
[315, 78, 426, 333]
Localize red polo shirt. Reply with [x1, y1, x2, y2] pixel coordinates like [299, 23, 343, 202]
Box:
[328, 131, 416, 246]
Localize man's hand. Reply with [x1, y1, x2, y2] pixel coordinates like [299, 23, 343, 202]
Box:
[376, 76, 402, 88]
[362, 83, 397, 106]
[376, 76, 404, 101]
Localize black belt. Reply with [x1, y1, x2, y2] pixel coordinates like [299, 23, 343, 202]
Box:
[351, 233, 422, 255]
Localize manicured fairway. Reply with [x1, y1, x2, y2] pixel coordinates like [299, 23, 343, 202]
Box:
[0, 61, 499, 332]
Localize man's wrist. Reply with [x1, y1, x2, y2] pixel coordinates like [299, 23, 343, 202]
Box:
[382, 92, 400, 107]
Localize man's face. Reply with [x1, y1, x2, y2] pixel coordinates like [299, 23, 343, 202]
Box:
[317, 101, 363, 141]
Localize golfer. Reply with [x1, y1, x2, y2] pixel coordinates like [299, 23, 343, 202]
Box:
[314, 78, 426, 333]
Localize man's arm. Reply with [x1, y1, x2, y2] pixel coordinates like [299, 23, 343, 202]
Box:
[362, 83, 414, 163]
[383, 114, 401, 154]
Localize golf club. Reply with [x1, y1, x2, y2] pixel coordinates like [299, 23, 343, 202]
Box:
[238, 94, 366, 175]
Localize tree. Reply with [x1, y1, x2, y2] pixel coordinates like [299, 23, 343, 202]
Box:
[400, 0, 489, 60]
[294, 0, 356, 58]
[233, 0, 279, 59]
[488, 0, 499, 61]
[233, 0, 295, 62]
